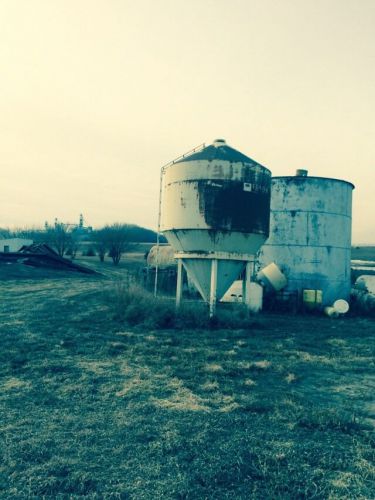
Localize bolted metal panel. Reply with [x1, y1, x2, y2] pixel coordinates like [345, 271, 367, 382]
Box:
[258, 176, 354, 305]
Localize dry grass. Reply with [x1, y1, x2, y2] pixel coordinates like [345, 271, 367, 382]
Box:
[1, 377, 31, 391]
[0, 270, 374, 498]
[284, 373, 297, 384]
[243, 378, 257, 387]
[204, 363, 225, 373]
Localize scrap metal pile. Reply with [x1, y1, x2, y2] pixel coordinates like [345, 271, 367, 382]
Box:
[0, 244, 97, 274]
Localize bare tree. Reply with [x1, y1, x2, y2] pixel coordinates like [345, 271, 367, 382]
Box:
[94, 224, 132, 265]
[46, 223, 73, 257]
[66, 231, 80, 259]
[7, 226, 44, 242]
[92, 229, 108, 262]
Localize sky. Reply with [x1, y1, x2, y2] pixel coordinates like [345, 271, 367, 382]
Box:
[0, 0, 374, 243]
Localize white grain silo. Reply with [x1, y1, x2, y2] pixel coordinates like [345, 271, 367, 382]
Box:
[159, 139, 271, 316]
[257, 171, 354, 306]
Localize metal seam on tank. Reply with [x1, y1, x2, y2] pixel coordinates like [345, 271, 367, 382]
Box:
[270, 209, 352, 219]
[285, 278, 350, 283]
[169, 163, 272, 178]
[165, 159, 270, 169]
[264, 244, 351, 250]
[165, 227, 269, 236]
[271, 176, 355, 189]
[165, 161, 270, 171]
[164, 174, 271, 185]
[163, 181, 268, 188]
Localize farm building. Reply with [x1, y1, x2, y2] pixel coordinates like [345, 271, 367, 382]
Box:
[0, 238, 33, 253]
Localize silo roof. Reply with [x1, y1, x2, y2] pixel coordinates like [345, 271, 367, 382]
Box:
[272, 176, 355, 190]
[175, 141, 268, 169]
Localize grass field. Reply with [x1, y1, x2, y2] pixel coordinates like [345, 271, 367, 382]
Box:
[0, 253, 374, 498]
[351, 246, 375, 261]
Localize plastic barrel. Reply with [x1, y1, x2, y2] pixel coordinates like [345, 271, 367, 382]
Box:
[248, 282, 263, 313]
[257, 263, 287, 291]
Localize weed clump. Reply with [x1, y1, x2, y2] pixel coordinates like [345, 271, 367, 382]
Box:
[112, 283, 175, 328]
[297, 409, 368, 434]
[110, 283, 262, 330]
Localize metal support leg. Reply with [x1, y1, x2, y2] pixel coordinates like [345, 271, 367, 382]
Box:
[243, 261, 252, 308]
[209, 259, 218, 318]
[176, 259, 183, 309]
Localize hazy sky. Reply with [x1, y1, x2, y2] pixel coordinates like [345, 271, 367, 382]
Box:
[0, 0, 374, 242]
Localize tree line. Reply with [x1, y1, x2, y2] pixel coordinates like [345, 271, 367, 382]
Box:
[0, 223, 165, 265]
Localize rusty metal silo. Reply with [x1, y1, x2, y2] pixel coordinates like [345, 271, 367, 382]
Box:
[258, 171, 354, 305]
[159, 139, 271, 315]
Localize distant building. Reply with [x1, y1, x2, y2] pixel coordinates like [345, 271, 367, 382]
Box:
[0, 238, 33, 253]
[44, 214, 93, 237]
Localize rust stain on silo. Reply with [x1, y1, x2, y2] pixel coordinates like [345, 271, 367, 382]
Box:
[198, 179, 270, 235]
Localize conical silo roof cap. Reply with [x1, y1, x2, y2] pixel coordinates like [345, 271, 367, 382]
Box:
[174, 139, 266, 167]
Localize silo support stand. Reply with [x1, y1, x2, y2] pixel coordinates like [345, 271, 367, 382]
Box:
[209, 259, 218, 318]
[176, 259, 183, 309]
[242, 261, 252, 308]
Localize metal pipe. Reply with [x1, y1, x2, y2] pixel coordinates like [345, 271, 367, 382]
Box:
[154, 166, 164, 297]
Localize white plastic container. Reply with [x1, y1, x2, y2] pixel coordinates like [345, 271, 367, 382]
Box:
[355, 275, 375, 295]
[248, 282, 263, 313]
[257, 262, 287, 291]
[333, 299, 349, 314]
[324, 306, 339, 318]
[220, 280, 243, 302]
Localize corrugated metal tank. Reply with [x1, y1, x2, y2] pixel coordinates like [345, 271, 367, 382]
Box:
[160, 139, 271, 300]
[257, 173, 354, 305]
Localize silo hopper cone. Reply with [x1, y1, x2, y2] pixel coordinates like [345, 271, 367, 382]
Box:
[182, 259, 245, 302]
